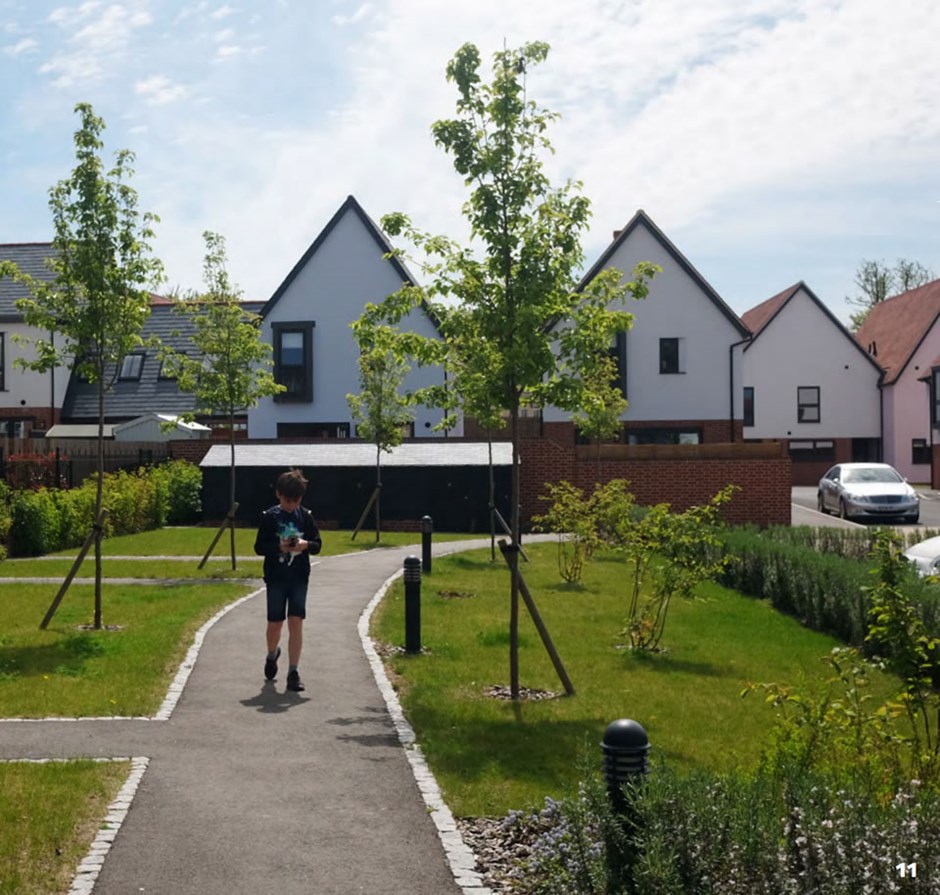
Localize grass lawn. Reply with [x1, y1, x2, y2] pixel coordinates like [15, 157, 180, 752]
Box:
[0, 557, 265, 579]
[29, 526, 476, 560]
[0, 760, 129, 895]
[372, 543, 903, 817]
[0, 581, 253, 718]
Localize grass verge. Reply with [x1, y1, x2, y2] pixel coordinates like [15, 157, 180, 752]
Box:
[371, 543, 902, 817]
[0, 759, 129, 895]
[0, 581, 253, 717]
[0, 558, 264, 579]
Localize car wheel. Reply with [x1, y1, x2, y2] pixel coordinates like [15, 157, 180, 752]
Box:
[817, 492, 828, 515]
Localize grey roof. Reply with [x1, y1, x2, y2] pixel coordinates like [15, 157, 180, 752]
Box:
[0, 243, 56, 318]
[45, 423, 116, 438]
[62, 300, 266, 422]
[199, 441, 513, 468]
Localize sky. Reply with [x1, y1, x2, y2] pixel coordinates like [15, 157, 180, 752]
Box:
[1, 0, 938, 326]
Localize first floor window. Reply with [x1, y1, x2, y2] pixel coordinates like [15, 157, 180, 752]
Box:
[659, 337, 683, 374]
[797, 386, 820, 423]
[0, 332, 5, 390]
[912, 438, 931, 465]
[609, 331, 627, 396]
[273, 323, 314, 402]
[743, 386, 754, 427]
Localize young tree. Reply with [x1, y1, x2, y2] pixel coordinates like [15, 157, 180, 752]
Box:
[360, 42, 658, 698]
[0, 103, 162, 629]
[847, 258, 934, 330]
[160, 231, 283, 568]
[347, 324, 414, 542]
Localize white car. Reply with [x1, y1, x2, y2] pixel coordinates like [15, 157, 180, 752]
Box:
[903, 536, 940, 576]
[817, 462, 919, 524]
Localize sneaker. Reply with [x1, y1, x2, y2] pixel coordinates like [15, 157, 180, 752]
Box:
[286, 670, 305, 692]
[264, 647, 281, 681]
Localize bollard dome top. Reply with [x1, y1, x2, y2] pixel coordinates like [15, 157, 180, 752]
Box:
[601, 718, 649, 750]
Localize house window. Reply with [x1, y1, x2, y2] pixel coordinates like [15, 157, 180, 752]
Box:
[624, 426, 701, 445]
[797, 386, 820, 423]
[0, 332, 5, 390]
[743, 386, 754, 427]
[789, 440, 834, 462]
[912, 438, 931, 465]
[119, 353, 145, 380]
[158, 357, 179, 380]
[609, 331, 627, 396]
[273, 323, 314, 402]
[933, 370, 940, 426]
[659, 338, 683, 374]
[0, 418, 32, 438]
[277, 422, 349, 438]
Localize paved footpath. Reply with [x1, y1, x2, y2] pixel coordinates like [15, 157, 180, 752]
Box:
[0, 537, 543, 895]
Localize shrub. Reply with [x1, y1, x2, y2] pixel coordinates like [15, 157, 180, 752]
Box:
[4, 451, 68, 490]
[3, 460, 203, 556]
[10, 489, 62, 556]
[0, 480, 12, 561]
[152, 459, 202, 524]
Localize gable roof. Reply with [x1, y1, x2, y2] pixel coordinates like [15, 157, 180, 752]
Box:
[0, 243, 56, 318]
[63, 298, 265, 422]
[741, 281, 882, 374]
[740, 283, 798, 337]
[260, 195, 427, 322]
[855, 278, 940, 385]
[578, 210, 750, 338]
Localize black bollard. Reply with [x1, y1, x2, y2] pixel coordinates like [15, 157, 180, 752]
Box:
[404, 555, 421, 654]
[421, 515, 433, 574]
[601, 718, 649, 889]
[601, 718, 650, 809]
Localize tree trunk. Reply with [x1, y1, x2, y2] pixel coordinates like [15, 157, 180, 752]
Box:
[375, 446, 381, 543]
[229, 412, 237, 570]
[94, 378, 104, 629]
[488, 430, 496, 562]
[509, 399, 520, 700]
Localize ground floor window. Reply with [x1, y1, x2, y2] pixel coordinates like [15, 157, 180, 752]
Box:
[624, 426, 701, 445]
[277, 422, 350, 439]
[912, 438, 931, 465]
[789, 439, 834, 462]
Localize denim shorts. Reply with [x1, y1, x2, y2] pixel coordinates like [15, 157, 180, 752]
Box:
[266, 580, 308, 622]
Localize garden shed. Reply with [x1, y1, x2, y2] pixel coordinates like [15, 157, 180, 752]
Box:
[199, 441, 513, 532]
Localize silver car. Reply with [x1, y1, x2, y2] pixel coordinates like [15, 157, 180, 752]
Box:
[903, 535, 940, 576]
[817, 462, 919, 523]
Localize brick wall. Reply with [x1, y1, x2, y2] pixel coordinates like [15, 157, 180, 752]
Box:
[520, 423, 791, 528]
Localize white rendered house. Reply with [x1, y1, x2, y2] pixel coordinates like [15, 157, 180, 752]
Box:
[249, 196, 456, 440]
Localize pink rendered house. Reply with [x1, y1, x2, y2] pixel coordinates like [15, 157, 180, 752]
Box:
[855, 279, 940, 484]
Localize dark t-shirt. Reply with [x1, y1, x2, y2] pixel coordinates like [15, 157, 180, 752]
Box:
[253, 505, 322, 583]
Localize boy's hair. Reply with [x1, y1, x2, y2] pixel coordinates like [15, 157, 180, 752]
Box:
[275, 469, 308, 501]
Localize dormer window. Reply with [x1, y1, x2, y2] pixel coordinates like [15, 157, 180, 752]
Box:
[119, 353, 145, 380]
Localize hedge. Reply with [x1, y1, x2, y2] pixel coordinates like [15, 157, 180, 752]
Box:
[5, 459, 202, 557]
[716, 526, 940, 648]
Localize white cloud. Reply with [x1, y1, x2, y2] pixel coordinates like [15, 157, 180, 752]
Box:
[213, 27, 235, 42]
[135, 74, 188, 105]
[4, 37, 38, 56]
[40, 1, 154, 87]
[210, 4, 236, 20]
[331, 3, 373, 26]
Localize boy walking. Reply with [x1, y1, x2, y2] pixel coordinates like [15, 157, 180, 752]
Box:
[254, 469, 322, 692]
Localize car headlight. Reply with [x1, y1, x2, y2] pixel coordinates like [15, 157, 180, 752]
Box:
[844, 492, 868, 502]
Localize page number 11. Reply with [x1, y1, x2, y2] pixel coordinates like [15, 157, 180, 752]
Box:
[896, 862, 917, 879]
